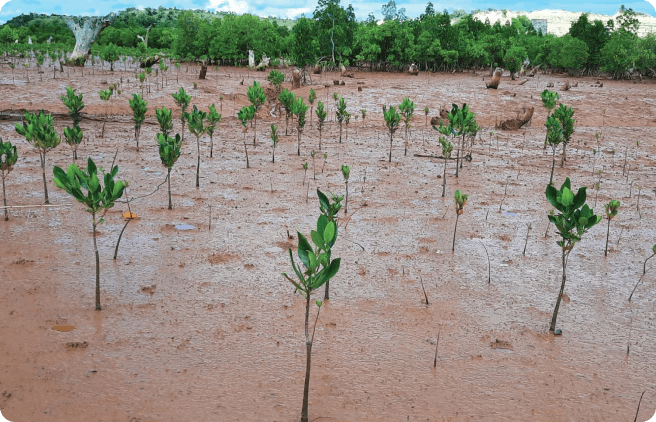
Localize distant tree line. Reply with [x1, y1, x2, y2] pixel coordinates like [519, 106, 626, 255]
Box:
[0, 1, 654, 78]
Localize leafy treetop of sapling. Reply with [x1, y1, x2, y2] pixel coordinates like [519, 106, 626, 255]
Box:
[439, 136, 453, 157]
[61, 86, 84, 126]
[316, 101, 327, 124]
[399, 97, 415, 127]
[238, 106, 255, 128]
[545, 115, 563, 147]
[454, 190, 468, 215]
[171, 86, 191, 112]
[553, 103, 575, 142]
[64, 125, 83, 147]
[129, 93, 148, 129]
[267, 70, 285, 93]
[15, 110, 61, 150]
[247, 81, 266, 111]
[308, 88, 316, 105]
[336, 97, 347, 123]
[206, 104, 222, 134]
[184, 105, 208, 138]
[383, 105, 401, 133]
[53, 157, 126, 215]
[541, 89, 560, 112]
[546, 177, 601, 250]
[155, 106, 173, 137]
[156, 133, 182, 169]
[604, 199, 620, 220]
[341, 164, 350, 181]
[0, 138, 18, 173]
[293, 96, 309, 129]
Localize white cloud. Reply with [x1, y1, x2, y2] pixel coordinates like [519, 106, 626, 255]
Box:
[136, 4, 145, 11]
[285, 7, 307, 19]
[206, 0, 248, 14]
[0, 0, 11, 12]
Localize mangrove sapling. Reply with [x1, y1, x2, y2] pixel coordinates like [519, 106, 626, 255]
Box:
[128, 93, 147, 150]
[156, 106, 174, 138]
[247, 81, 266, 145]
[604, 200, 620, 256]
[399, 97, 415, 156]
[308, 88, 316, 127]
[437, 135, 453, 197]
[361, 108, 366, 128]
[344, 112, 351, 143]
[545, 115, 563, 186]
[593, 170, 602, 208]
[238, 106, 255, 168]
[433, 331, 440, 367]
[61, 86, 85, 129]
[322, 152, 327, 173]
[499, 177, 510, 212]
[98, 88, 113, 138]
[553, 104, 575, 166]
[316, 101, 327, 150]
[185, 106, 208, 188]
[479, 240, 491, 283]
[64, 125, 83, 160]
[15, 110, 61, 204]
[341, 164, 350, 214]
[53, 158, 127, 310]
[157, 133, 182, 210]
[541, 89, 560, 149]
[452, 190, 468, 252]
[293, 96, 309, 156]
[270, 124, 279, 163]
[311, 151, 316, 180]
[383, 105, 401, 163]
[279, 89, 295, 135]
[267, 70, 285, 95]
[302, 162, 308, 186]
[206, 104, 222, 158]
[447, 104, 477, 176]
[424, 106, 429, 127]
[316, 189, 343, 301]
[282, 210, 341, 422]
[172, 87, 191, 142]
[545, 177, 601, 334]
[0, 138, 18, 221]
[335, 97, 347, 144]
[332, 92, 339, 122]
[628, 245, 656, 302]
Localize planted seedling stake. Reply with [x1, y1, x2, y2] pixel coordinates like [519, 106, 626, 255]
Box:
[336, 97, 347, 143]
[545, 177, 601, 334]
[293, 96, 309, 156]
[270, 124, 279, 163]
[434, 125, 453, 197]
[0, 138, 18, 221]
[282, 202, 341, 422]
[604, 200, 620, 256]
[15, 110, 61, 204]
[247, 81, 266, 145]
[453, 190, 468, 252]
[53, 158, 127, 310]
[399, 97, 415, 156]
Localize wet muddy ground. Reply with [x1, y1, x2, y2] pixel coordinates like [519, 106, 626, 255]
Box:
[1, 63, 656, 421]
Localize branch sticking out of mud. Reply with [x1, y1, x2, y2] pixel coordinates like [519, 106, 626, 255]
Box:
[419, 276, 429, 305]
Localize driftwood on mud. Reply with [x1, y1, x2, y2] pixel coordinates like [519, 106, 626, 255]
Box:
[340, 65, 353, 78]
[313, 65, 322, 74]
[561, 81, 570, 91]
[408, 63, 419, 76]
[495, 106, 534, 130]
[430, 108, 449, 126]
[518, 79, 528, 86]
[486, 68, 503, 89]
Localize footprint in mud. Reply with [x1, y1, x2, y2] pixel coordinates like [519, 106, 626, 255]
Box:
[66, 341, 88, 350]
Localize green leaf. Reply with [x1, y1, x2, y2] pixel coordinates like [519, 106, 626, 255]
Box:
[310, 230, 325, 249]
[324, 221, 336, 245]
[323, 258, 341, 282]
[561, 187, 574, 207]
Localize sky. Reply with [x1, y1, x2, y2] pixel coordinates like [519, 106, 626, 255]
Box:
[0, 0, 655, 24]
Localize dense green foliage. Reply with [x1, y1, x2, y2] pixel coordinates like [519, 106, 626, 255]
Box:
[1, 5, 654, 76]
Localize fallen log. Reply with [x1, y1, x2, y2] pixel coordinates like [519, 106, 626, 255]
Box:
[495, 106, 534, 131]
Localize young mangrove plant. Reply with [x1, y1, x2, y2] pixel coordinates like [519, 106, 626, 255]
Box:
[64, 125, 83, 160]
[279, 88, 295, 135]
[128, 93, 148, 150]
[317, 188, 343, 301]
[545, 177, 601, 334]
[629, 244, 656, 302]
[270, 124, 279, 163]
[383, 105, 401, 163]
[247, 81, 266, 145]
[316, 101, 327, 150]
[61, 86, 84, 128]
[238, 106, 255, 168]
[452, 190, 468, 252]
[447, 103, 477, 176]
[15, 110, 61, 204]
[282, 207, 341, 422]
[341, 164, 350, 214]
[172, 86, 191, 141]
[424, 106, 429, 127]
[438, 134, 453, 197]
[156, 106, 173, 138]
[308, 88, 316, 126]
[157, 133, 182, 210]
[0, 138, 18, 221]
[53, 158, 127, 310]
[545, 115, 563, 185]
[541, 89, 560, 149]
[98, 87, 113, 138]
[344, 112, 351, 143]
[361, 108, 366, 128]
[604, 199, 620, 257]
[293, 96, 309, 156]
[399, 97, 415, 156]
[206, 104, 222, 158]
[336, 97, 347, 143]
[185, 105, 207, 188]
[553, 103, 575, 166]
[267, 69, 284, 95]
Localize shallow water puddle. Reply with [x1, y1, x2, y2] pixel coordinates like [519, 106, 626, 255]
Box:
[174, 224, 196, 231]
[52, 325, 75, 332]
